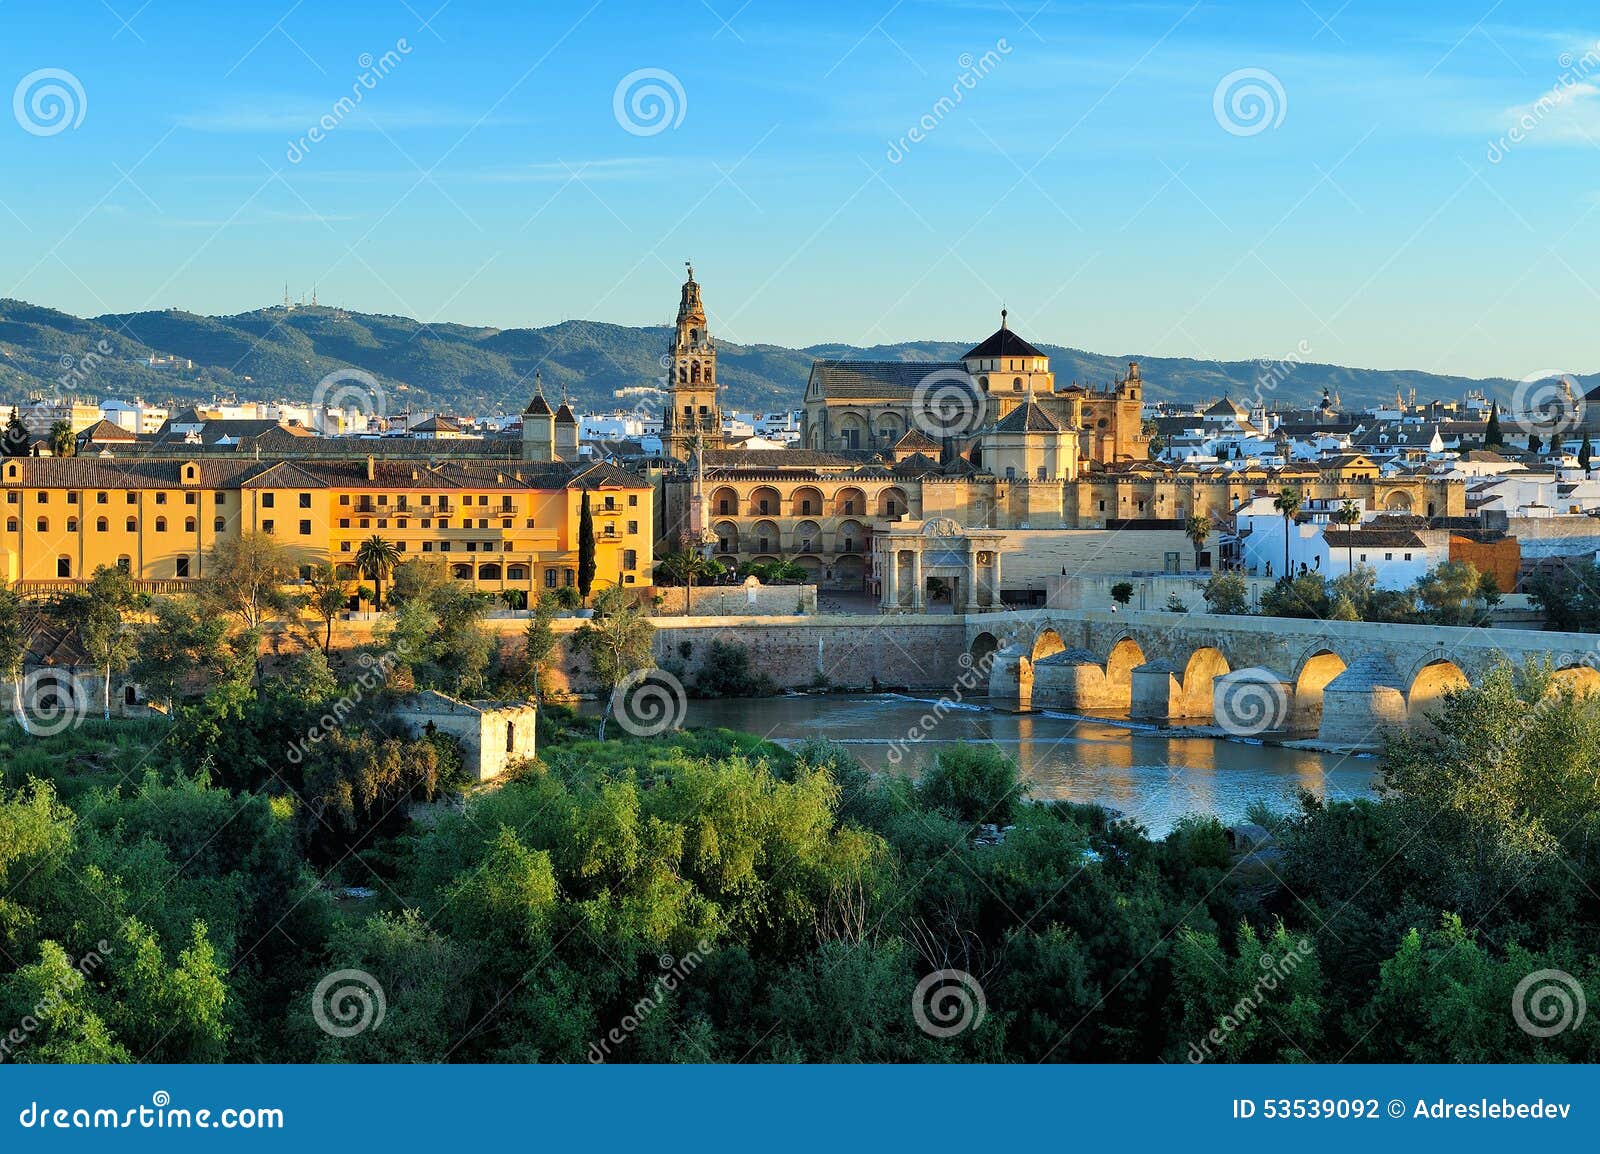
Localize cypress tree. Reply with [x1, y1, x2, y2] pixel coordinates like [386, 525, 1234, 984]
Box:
[1484, 401, 1504, 447]
[1581, 436, 1593, 471]
[577, 491, 596, 603]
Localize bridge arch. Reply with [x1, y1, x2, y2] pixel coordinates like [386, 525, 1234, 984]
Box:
[1551, 664, 1600, 696]
[1407, 658, 1469, 730]
[968, 631, 1000, 674]
[1293, 650, 1348, 729]
[1181, 646, 1231, 719]
[1031, 629, 1066, 664]
[1104, 636, 1146, 709]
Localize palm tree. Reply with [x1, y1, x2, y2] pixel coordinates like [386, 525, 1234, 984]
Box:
[659, 548, 710, 615]
[355, 536, 400, 611]
[1333, 500, 1361, 575]
[47, 420, 75, 458]
[1272, 486, 1302, 578]
[1184, 514, 1211, 571]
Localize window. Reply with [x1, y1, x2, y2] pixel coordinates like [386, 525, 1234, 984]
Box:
[214, 517, 225, 531]
[154, 517, 167, 532]
[56, 556, 70, 578]
[126, 517, 136, 532]
[96, 517, 107, 531]
[1384, 552, 1393, 561]
[628, 494, 638, 507]
[262, 520, 274, 534]
[127, 492, 137, 504]
[215, 492, 226, 505]
[96, 491, 108, 504]
[185, 492, 196, 505]
[477, 518, 488, 529]
[339, 494, 350, 505]
[124, 685, 137, 706]
[66, 517, 77, 532]
[67, 491, 78, 505]
[440, 542, 451, 552]
[3, 493, 13, 505]
[36, 492, 47, 504]
[154, 492, 166, 505]
[115, 555, 130, 573]
[184, 517, 196, 532]
[506, 721, 516, 753]
[299, 493, 311, 509]
[4, 519, 14, 533]
[422, 542, 433, 552]
[623, 549, 638, 570]
[298, 519, 310, 536]
[339, 518, 350, 529]
[36, 517, 47, 533]
[176, 556, 190, 578]
[628, 521, 638, 535]
[525, 519, 534, 529]
[545, 569, 558, 588]
[261, 493, 275, 508]
[340, 541, 351, 552]
[1404, 552, 1412, 561]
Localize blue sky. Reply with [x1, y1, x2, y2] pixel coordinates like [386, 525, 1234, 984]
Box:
[3, 0, 1599, 379]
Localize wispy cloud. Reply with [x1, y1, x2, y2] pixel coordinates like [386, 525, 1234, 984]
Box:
[1495, 80, 1600, 146]
[289, 158, 669, 185]
[176, 104, 518, 133]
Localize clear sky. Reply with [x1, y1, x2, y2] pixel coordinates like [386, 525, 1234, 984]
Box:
[3, 0, 1598, 379]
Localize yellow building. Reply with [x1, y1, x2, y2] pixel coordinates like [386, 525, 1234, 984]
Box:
[0, 455, 653, 598]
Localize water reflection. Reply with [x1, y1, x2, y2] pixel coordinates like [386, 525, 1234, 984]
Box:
[650, 693, 1381, 835]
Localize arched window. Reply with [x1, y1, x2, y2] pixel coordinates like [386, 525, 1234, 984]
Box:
[96, 517, 108, 531]
[214, 517, 225, 531]
[4, 519, 15, 533]
[126, 517, 137, 532]
[56, 556, 70, 578]
[66, 517, 78, 532]
[115, 555, 131, 573]
[36, 517, 47, 533]
[155, 517, 167, 532]
[184, 517, 196, 532]
[506, 720, 515, 753]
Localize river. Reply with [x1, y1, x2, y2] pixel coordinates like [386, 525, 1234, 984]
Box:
[668, 693, 1381, 834]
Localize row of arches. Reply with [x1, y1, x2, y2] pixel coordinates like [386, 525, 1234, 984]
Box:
[974, 629, 1600, 737]
[709, 485, 908, 520]
[713, 518, 868, 556]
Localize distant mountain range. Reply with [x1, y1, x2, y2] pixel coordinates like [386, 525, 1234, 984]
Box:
[0, 297, 1577, 418]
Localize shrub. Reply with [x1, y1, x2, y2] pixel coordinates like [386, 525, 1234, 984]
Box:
[916, 745, 1024, 825]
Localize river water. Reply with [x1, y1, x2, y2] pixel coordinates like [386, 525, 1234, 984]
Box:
[672, 693, 1381, 835]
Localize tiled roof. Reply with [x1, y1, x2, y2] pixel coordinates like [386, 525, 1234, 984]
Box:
[993, 401, 1065, 434]
[808, 360, 965, 400]
[963, 323, 1044, 360]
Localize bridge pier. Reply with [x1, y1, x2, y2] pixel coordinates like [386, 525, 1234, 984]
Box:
[1317, 655, 1406, 749]
[988, 645, 1033, 710]
[1032, 648, 1114, 711]
[1130, 660, 1193, 721]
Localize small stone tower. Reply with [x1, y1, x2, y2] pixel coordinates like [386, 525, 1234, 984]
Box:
[554, 388, 579, 460]
[522, 372, 555, 462]
[661, 263, 723, 462]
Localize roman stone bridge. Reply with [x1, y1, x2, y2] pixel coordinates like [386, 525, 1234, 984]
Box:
[964, 609, 1600, 749]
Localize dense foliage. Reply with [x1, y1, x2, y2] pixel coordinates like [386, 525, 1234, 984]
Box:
[1, 655, 1595, 1063]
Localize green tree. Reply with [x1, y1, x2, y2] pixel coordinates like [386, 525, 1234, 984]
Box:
[1526, 560, 1600, 631]
[1272, 486, 1303, 577]
[132, 596, 234, 716]
[1, 409, 29, 457]
[1483, 401, 1504, 447]
[355, 536, 401, 611]
[523, 592, 559, 702]
[1332, 500, 1361, 575]
[202, 531, 293, 632]
[572, 585, 655, 740]
[1414, 559, 1490, 626]
[577, 493, 597, 604]
[0, 584, 32, 734]
[1184, 514, 1211, 571]
[1202, 571, 1249, 615]
[71, 567, 140, 721]
[305, 563, 348, 652]
[1581, 435, 1594, 471]
[1528, 432, 1543, 453]
[1110, 581, 1134, 606]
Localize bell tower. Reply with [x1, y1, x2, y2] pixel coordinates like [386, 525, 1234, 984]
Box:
[662, 262, 723, 461]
